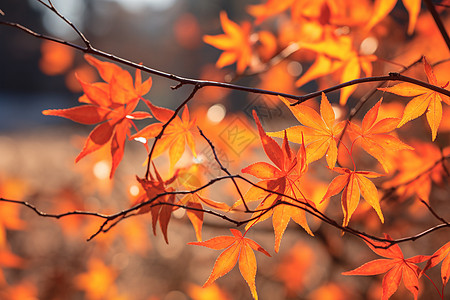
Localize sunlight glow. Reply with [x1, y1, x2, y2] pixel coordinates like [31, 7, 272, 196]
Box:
[287, 61, 303, 77]
[360, 37, 378, 55]
[105, 0, 177, 12]
[93, 160, 110, 180]
[207, 104, 226, 124]
[134, 137, 147, 144]
[129, 184, 140, 196]
[173, 208, 185, 219]
[331, 104, 344, 121]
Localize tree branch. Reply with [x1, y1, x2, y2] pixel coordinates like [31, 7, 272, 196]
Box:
[424, 0, 450, 53]
[2, 3, 450, 106]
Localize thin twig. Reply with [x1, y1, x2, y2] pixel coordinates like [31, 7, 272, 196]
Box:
[424, 0, 450, 53]
[37, 0, 91, 48]
[420, 199, 449, 225]
[145, 84, 200, 179]
[197, 127, 250, 212]
[0, 198, 110, 219]
[2, 13, 450, 105]
[292, 72, 450, 106]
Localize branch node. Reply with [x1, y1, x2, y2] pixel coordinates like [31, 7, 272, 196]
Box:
[171, 82, 183, 90]
[388, 72, 400, 78]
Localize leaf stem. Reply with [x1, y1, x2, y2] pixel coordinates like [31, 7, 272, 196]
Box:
[422, 272, 443, 299]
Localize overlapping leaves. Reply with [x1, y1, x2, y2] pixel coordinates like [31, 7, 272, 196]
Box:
[343, 234, 430, 300]
[269, 93, 344, 169]
[131, 101, 197, 171]
[43, 54, 153, 177]
[237, 111, 315, 252]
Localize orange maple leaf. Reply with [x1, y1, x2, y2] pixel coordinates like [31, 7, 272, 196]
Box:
[176, 168, 230, 241]
[75, 258, 118, 300]
[348, 98, 413, 172]
[420, 241, 450, 287]
[0, 248, 24, 284]
[276, 242, 315, 296]
[43, 55, 153, 178]
[296, 34, 377, 105]
[238, 110, 315, 252]
[379, 57, 450, 141]
[187, 283, 231, 300]
[247, 0, 294, 24]
[269, 93, 345, 168]
[132, 165, 178, 244]
[188, 229, 271, 300]
[366, 0, 421, 35]
[322, 167, 384, 226]
[203, 11, 252, 73]
[131, 100, 196, 171]
[382, 142, 449, 203]
[343, 234, 430, 300]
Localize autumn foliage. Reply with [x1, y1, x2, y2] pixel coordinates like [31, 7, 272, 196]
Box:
[0, 0, 450, 299]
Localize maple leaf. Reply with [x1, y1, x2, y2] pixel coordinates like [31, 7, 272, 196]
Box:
[188, 283, 231, 300]
[0, 178, 27, 249]
[420, 241, 450, 287]
[203, 11, 252, 73]
[379, 57, 450, 141]
[43, 55, 153, 178]
[0, 281, 39, 300]
[296, 34, 377, 105]
[132, 165, 178, 243]
[366, 0, 421, 35]
[247, 0, 294, 24]
[322, 167, 384, 226]
[343, 234, 430, 300]
[348, 98, 413, 172]
[268, 94, 345, 169]
[238, 110, 315, 252]
[176, 168, 230, 241]
[131, 100, 196, 171]
[276, 241, 315, 296]
[75, 258, 118, 300]
[382, 142, 449, 203]
[188, 229, 271, 300]
[0, 248, 24, 284]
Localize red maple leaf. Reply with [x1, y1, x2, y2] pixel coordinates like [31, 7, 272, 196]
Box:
[43, 55, 152, 178]
[420, 241, 450, 288]
[236, 110, 315, 252]
[132, 165, 178, 243]
[343, 234, 430, 300]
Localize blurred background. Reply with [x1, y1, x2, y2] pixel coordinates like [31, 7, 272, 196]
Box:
[0, 0, 449, 300]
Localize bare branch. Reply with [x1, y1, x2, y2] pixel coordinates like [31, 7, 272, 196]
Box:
[291, 72, 450, 106]
[420, 199, 449, 225]
[2, 6, 450, 106]
[424, 0, 450, 53]
[197, 127, 250, 212]
[37, 0, 91, 48]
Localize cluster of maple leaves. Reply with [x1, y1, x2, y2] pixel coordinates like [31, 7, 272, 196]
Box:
[10, 0, 447, 299]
